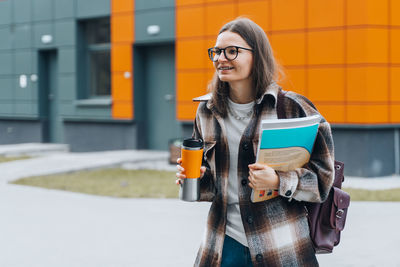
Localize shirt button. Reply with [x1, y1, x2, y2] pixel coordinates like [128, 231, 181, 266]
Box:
[256, 254, 263, 262]
[241, 179, 247, 186]
[247, 216, 253, 224]
[285, 190, 292, 197]
[243, 143, 249, 151]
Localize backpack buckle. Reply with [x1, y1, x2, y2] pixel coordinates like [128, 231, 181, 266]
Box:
[336, 209, 344, 219]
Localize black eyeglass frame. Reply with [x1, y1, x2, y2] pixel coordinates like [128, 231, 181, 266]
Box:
[207, 46, 253, 62]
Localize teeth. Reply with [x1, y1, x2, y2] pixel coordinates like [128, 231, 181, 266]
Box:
[219, 67, 233, 70]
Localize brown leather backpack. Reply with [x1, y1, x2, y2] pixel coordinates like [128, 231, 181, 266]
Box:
[277, 90, 351, 253]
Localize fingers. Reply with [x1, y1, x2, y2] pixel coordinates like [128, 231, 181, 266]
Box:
[200, 166, 206, 178]
[248, 162, 267, 170]
[176, 160, 186, 185]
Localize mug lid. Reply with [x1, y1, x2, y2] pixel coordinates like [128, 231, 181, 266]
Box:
[183, 138, 203, 148]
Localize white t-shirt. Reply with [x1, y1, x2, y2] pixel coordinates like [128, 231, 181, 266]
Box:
[224, 98, 254, 247]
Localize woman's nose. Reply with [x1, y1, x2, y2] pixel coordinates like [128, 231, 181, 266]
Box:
[217, 51, 228, 62]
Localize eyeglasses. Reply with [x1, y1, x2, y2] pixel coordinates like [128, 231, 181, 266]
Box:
[207, 46, 253, 62]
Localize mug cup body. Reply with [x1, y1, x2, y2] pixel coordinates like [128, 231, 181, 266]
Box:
[179, 138, 203, 201]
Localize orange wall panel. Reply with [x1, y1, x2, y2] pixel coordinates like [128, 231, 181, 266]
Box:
[237, 0, 269, 32]
[112, 102, 133, 119]
[390, 105, 400, 123]
[176, 0, 205, 6]
[347, 0, 388, 25]
[270, 33, 306, 66]
[176, 39, 206, 70]
[308, 30, 345, 65]
[112, 0, 134, 13]
[391, 0, 400, 26]
[308, 0, 345, 28]
[112, 73, 132, 101]
[111, 44, 132, 72]
[308, 68, 345, 102]
[177, 102, 200, 121]
[271, 0, 305, 31]
[206, 69, 216, 84]
[390, 67, 400, 102]
[176, 6, 205, 38]
[111, 14, 134, 43]
[111, 0, 134, 120]
[347, 28, 388, 64]
[177, 72, 206, 102]
[316, 104, 346, 123]
[347, 104, 389, 123]
[278, 68, 306, 96]
[205, 3, 236, 36]
[205, 0, 233, 4]
[347, 67, 389, 102]
[390, 29, 400, 63]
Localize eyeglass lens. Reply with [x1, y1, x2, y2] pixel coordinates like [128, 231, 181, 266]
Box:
[209, 46, 238, 62]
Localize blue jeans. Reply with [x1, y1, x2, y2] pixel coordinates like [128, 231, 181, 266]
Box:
[221, 235, 253, 267]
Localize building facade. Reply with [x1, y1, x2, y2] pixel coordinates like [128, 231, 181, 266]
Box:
[0, 0, 399, 177]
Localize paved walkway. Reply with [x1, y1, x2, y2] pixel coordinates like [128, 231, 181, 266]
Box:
[1, 143, 400, 266]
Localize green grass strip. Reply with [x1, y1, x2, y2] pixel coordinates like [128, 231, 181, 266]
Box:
[10, 168, 400, 201]
[11, 169, 179, 198]
[0, 156, 30, 163]
[342, 187, 400, 202]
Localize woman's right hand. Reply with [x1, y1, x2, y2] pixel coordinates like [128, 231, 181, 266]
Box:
[175, 158, 206, 186]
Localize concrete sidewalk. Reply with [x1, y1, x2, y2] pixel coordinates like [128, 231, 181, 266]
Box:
[1, 143, 400, 266]
[1, 184, 400, 267]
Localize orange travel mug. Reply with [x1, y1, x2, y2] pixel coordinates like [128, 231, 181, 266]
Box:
[179, 138, 203, 201]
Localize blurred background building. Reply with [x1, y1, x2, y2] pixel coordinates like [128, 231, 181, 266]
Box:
[0, 0, 399, 177]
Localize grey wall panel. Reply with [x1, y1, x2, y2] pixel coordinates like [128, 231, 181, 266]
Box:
[15, 50, 32, 74]
[55, 20, 76, 47]
[332, 128, 396, 177]
[55, 0, 75, 20]
[0, 52, 13, 75]
[76, 0, 110, 19]
[0, 1, 12, 25]
[15, 78, 31, 101]
[0, 120, 41, 144]
[64, 121, 137, 152]
[0, 103, 13, 114]
[135, 8, 175, 43]
[31, 102, 38, 116]
[75, 106, 111, 118]
[135, 0, 174, 10]
[0, 78, 14, 100]
[60, 102, 75, 116]
[13, 0, 32, 24]
[33, 22, 54, 49]
[33, 0, 53, 22]
[182, 123, 193, 139]
[15, 102, 33, 115]
[58, 75, 76, 101]
[14, 24, 33, 49]
[0, 27, 13, 50]
[58, 48, 76, 73]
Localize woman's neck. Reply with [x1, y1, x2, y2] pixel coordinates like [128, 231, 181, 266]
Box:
[228, 80, 253, 104]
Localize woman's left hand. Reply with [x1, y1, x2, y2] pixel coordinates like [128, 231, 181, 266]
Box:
[248, 163, 280, 190]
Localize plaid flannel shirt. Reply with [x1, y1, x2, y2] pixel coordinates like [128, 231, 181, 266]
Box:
[192, 83, 335, 267]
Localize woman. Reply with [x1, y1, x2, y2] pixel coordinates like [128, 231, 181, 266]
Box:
[176, 18, 334, 267]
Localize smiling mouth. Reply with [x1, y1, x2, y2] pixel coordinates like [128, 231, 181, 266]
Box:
[218, 67, 234, 71]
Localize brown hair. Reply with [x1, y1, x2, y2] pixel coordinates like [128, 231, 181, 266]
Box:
[208, 17, 277, 117]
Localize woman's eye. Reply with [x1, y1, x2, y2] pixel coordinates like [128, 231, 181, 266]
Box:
[227, 48, 236, 54]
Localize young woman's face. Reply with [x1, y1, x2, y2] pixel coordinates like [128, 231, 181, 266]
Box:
[213, 31, 253, 84]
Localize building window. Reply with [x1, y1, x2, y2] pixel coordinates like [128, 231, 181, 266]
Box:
[78, 17, 111, 98]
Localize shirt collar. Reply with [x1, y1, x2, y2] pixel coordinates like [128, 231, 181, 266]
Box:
[194, 81, 280, 110]
[255, 81, 279, 108]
